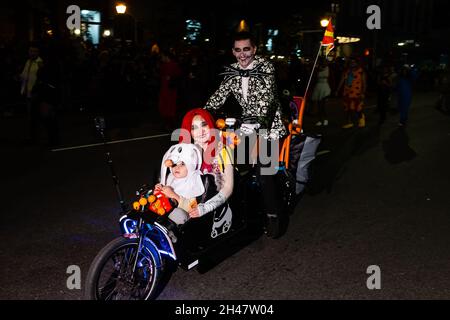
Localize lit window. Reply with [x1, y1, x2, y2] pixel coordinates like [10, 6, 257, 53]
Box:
[186, 20, 202, 43]
[266, 38, 273, 53]
[80, 10, 101, 45]
[266, 29, 279, 53]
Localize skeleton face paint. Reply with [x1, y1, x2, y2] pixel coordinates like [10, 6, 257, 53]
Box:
[232, 39, 256, 69]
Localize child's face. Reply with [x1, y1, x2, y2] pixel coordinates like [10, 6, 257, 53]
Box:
[191, 115, 211, 145]
[171, 162, 188, 179]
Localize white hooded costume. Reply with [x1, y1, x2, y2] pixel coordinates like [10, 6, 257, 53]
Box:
[160, 143, 205, 224]
[161, 143, 231, 227]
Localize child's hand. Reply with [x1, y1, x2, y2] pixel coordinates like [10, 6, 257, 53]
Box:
[160, 186, 178, 200]
[154, 184, 163, 192]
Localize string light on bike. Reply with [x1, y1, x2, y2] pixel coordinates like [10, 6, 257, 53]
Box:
[216, 118, 226, 130]
[148, 195, 156, 203]
[216, 118, 242, 148]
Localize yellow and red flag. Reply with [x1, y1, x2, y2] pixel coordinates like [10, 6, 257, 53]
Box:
[322, 19, 335, 56]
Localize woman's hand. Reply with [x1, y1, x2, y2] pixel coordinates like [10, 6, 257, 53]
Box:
[188, 207, 200, 218]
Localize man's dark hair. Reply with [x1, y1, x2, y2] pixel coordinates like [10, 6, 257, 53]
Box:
[232, 31, 256, 47]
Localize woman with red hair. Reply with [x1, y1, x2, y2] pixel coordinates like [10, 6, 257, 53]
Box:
[178, 108, 234, 219]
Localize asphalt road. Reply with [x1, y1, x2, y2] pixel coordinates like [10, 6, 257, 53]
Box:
[1, 90, 449, 300]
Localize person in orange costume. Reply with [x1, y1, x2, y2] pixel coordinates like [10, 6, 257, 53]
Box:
[336, 57, 367, 128]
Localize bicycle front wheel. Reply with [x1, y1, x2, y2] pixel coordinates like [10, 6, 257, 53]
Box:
[84, 236, 161, 300]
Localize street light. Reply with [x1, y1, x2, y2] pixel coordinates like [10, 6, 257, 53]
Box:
[115, 3, 127, 14]
[320, 19, 330, 28]
[238, 20, 249, 32]
[337, 37, 361, 44]
[114, 3, 138, 43]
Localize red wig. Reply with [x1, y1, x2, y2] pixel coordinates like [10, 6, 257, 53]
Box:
[179, 108, 218, 173]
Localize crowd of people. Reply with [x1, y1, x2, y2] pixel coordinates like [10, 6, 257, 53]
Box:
[303, 54, 448, 129]
[0, 32, 448, 148]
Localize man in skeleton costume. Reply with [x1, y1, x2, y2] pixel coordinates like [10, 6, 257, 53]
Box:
[205, 32, 287, 236]
[205, 32, 287, 141]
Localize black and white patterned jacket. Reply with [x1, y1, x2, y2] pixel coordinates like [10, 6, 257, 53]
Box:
[205, 56, 287, 140]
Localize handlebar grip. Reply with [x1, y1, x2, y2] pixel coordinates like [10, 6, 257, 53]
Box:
[241, 116, 258, 124]
[225, 118, 237, 127]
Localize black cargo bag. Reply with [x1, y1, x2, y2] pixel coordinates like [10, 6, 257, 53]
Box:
[287, 134, 322, 195]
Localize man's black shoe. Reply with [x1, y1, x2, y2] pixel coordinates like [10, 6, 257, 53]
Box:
[264, 215, 281, 239]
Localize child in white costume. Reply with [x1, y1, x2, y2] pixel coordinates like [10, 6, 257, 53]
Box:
[156, 143, 205, 225]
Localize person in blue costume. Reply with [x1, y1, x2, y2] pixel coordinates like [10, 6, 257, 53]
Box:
[397, 64, 418, 126]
